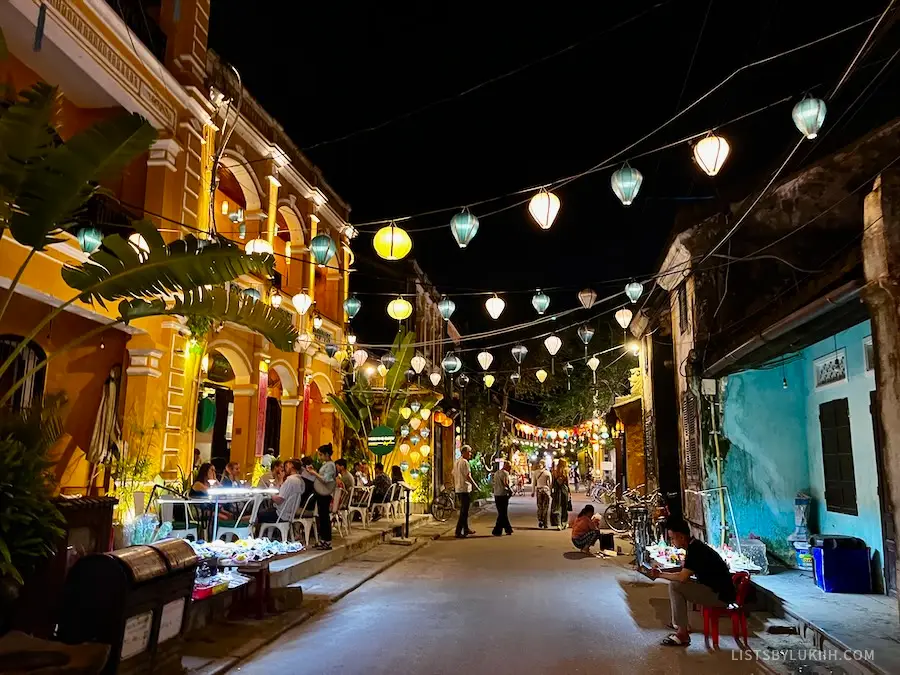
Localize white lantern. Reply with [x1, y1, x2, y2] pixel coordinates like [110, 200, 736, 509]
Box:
[411, 353, 427, 374]
[485, 294, 505, 320]
[615, 308, 633, 330]
[292, 290, 313, 315]
[477, 351, 494, 371]
[544, 335, 562, 356]
[245, 238, 274, 255]
[420, 444, 431, 457]
[294, 332, 312, 353]
[352, 349, 368, 369]
[128, 232, 150, 261]
[693, 133, 730, 176]
[528, 189, 560, 230]
[429, 370, 442, 387]
[587, 356, 600, 372]
[420, 408, 430, 420]
[347, 332, 357, 345]
[578, 288, 597, 309]
[269, 290, 283, 309]
[313, 314, 324, 330]
[536, 368, 548, 384]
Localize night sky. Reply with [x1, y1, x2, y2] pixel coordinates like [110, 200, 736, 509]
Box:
[209, 1, 898, 349]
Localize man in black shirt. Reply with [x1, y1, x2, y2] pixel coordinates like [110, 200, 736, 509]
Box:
[649, 517, 736, 647]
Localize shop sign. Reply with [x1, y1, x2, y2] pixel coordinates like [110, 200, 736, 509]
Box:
[367, 425, 396, 457]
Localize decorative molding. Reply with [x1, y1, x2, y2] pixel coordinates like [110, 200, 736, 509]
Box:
[162, 319, 190, 335]
[174, 53, 206, 83]
[281, 398, 301, 407]
[148, 138, 183, 172]
[126, 365, 162, 378]
[232, 386, 258, 396]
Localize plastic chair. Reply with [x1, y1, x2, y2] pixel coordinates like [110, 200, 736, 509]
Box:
[296, 492, 319, 548]
[702, 572, 752, 649]
[390, 483, 405, 520]
[330, 487, 348, 538]
[371, 483, 396, 522]
[158, 499, 200, 541]
[348, 486, 374, 528]
[259, 493, 301, 542]
[217, 497, 260, 542]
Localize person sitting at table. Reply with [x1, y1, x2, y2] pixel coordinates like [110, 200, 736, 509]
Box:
[257, 459, 284, 488]
[336, 458, 354, 490]
[391, 465, 404, 484]
[191, 463, 217, 496]
[221, 461, 241, 487]
[258, 459, 305, 525]
[649, 516, 736, 647]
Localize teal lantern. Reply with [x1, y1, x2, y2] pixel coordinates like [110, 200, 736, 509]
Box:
[531, 289, 550, 315]
[438, 296, 456, 321]
[610, 163, 643, 206]
[310, 233, 337, 266]
[400, 461, 410, 472]
[238, 222, 247, 240]
[242, 288, 261, 301]
[344, 295, 362, 319]
[420, 462, 431, 474]
[625, 280, 643, 304]
[792, 95, 827, 140]
[76, 227, 102, 254]
[410, 468, 420, 479]
[442, 352, 462, 374]
[449, 208, 479, 249]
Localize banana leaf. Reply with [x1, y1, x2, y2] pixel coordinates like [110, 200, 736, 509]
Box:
[9, 111, 156, 249]
[118, 286, 298, 351]
[327, 393, 361, 433]
[383, 330, 415, 400]
[62, 220, 276, 307]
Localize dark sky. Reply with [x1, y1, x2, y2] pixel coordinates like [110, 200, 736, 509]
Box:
[209, 1, 898, 348]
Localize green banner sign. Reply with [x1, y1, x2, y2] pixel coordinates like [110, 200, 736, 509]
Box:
[368, 425, 396, 457]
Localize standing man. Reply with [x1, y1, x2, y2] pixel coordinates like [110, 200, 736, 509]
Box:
[454, 445, 478, 538]
[309, 444, 336, 551]
[532, 461, 552, 529]
[491, 459, 513, 536]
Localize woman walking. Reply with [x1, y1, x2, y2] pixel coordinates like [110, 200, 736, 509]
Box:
[550, 459, 571, 530]
[491, 460, 513, 536]
[309, 443, 336, 551]
[532, 461, 552, 528]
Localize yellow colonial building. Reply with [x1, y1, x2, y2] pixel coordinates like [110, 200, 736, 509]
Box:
[0, 0, 352, 490]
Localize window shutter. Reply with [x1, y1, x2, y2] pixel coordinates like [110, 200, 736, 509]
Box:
[682, 391, 700, 487]
[819, 398, 858, 515]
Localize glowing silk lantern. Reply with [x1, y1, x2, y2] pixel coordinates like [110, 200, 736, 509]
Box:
[420, 444, 431, 457]
[128, 232, 151, 261]
[693, 133, 730, 176]
[792, 95, 827, 140]
[457, 373, 470, 388]
[410, 468, 420, 479]
[352, 349, 368, 369]
[400, 425, 410, 437]
[628, 341, 641, 356]
[399, 443, 410, 455]
[409, 435, 421, 447]
[429, 370, 442, 386]
[377, 363, 388, 377]
[420, 462, 431, 474]
[325, 343, 338, 359]
[625, 281, 644, 304]
[410, 417, 422, 431]
[577, 323, 595, 356]
[270, 290, 283, 309]
[442, 353, 462, 374]
[419, 408, 430, 420]
[510, 372, 520, 387]
[449, 208, 480, 249]
[483, 374, 495, 388]
[295, 332, 312, 353]
[485, 294, 505, 320]
[344, 295, 362, 319]
[411, 353, 427, 374]
[400, 461, 410, 471]
[293, 290, 313, 315]
[309, 233, 337, 266]
[410, 450, 421, 462]
[610, 164, 643, 206]
[410, 401, 421, 413]
[313, 314, 324, 330]
[615, 308, 633, 330]
[387, 296, 412, 321]
[531, 289, 550, 315]
[420, 427, 430, 439]
[578, 288, 597, 309]
[400, 406, 412, 420]
[347, 332, 357, 346]
[548, 430, 557, 440]
[372, 221, 412, 260]
[334, 349, 347, 363]
[438, 296, 456, 321]
[587, 355, 600, 384]
[76, 227, 102, 254]
[381, 353, 396, 369]
[544, 335, 562, 357]
[536, 368, 548, 384]
[244, 238, 273, 255]
[511, 344, 528, 375]
[477, 350, 494, 371]
[528, 188, 560, 230]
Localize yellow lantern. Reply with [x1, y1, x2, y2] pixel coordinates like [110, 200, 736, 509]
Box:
[387, 296, 413, 321]
[419, 408, 430, 420]
[483, 374, 495, 388]
[377, 363, 388, 377]
[373, 222, 412, 261]
[410, 450, 421, 462]
[334, 349, 347, 363]
[693, 133, 730, 176]
[420, 444, 431, 457]
[400, 406, 412, 419]
[536, 368, 548, 384]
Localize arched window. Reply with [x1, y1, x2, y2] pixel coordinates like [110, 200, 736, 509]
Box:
[0, 336, 47, 411]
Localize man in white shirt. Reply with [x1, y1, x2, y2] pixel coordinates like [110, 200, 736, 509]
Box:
[532, 462, 552, 529]
[258, 459, 304, 523]
[453, 445, 478, 538]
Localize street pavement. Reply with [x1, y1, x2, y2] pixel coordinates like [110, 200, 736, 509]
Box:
[232, 494, 762, 675]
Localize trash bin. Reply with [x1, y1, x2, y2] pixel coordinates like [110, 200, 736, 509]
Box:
[810, 535, 871, 593]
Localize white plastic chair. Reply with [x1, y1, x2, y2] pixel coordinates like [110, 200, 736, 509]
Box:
[330, 487, 348, 538]
[348, 486, 374, 528]
[296, 492, 319, 548]
[371, 483, 396, 522]
[158, 500, 200, 541]
[259, 492, 300, 542]
[337, 487, 352, 536]
[217, 497, 260, 542]
[392, 484, 408, 521]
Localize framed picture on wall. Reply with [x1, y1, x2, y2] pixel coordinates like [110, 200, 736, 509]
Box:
[864, 336, 874, 373]
[814, 348, 848, 389]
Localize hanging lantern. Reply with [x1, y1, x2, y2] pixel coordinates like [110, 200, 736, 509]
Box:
[352, 349, 368, 369]
[421, 427, 430, 439]
[405, 368, 416, 382]
[309, 233, 337, 266]
[449, 208, 480, 249]
[485, 294, 505, 320]
[400, 406, 412, 420]
[528, 188, 561, 230]
[531, 289, 550, 315]
[399, 443, 410, 455]
[411, 353, 427, 374]
[242, 288, 261, 301]
[544, 335, 562, 356]
[325, 343, 338, 359]
[511, 344, 528, 376]
[400, 461, 410, 471]
[76, 227, 102, 254]
[387, 296, 413, 321]
[410, 417, 422, 431]
[381, 353, 396, 370]
[347, 332, 357, 346]
[610, 163, 643, 206]
[477, 351, 494, 371]
[409, 468, 420, 479]
[536, 369, 548, 384]
[334, 349, 347, 363]
[269, 289, 283, 309]
[483, 374, 495, 388]
[442, 353, 462, 374]
[693, 133, 730, 176]
[792, 95, 827, 140]
[420, 444, 431, 457]
[578, 288, 597, 309]
[577, 323, 595, 357]
[615, 308, 633, 330]
[377, 363, 388, 377]
[564, 362, 574, 391]
[245, 238, 273, 255]
[372, 222, 412, 260]
[238, 222, 247, 240]
[313, 314, 324, 330]
[429, 370, 442, 387]
[438, 296, 456, 321]
[409, 435, 421, 447]
[587, 355, 600, 384]
[625, 280, 644, 304]
[419, 408, 430, 420]
[457, 373, 470, 388]
[421, 462, 431, 474]
[127, 232, 151, 262]
[510, 372, 520, 387]
[295, 332, 312, 353]
[292, 290, 313, 315]
[400, 425, 410, 437]
[344, 295, 362, 319]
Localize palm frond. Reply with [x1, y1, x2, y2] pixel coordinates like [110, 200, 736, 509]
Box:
[62, 220, 276, 307]
[328, 393, 361, 433]
[383, 330, 415, 399]
[118, 286, 298, 351]
[9, 112, 156, 249]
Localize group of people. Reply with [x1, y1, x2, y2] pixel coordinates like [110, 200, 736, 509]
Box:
[531, 459, 573, 530]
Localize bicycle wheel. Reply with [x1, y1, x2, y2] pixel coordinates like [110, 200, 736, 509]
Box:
[432, 494, 454, 522]
[604, 503, 631, 533]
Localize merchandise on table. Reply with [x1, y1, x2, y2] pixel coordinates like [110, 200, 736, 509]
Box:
[188, 537, 303, 566]
[192, 569, 251, 600]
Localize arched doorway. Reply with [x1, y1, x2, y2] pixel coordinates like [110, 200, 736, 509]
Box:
[304, 373, 336, 454]
[264, 367, 283, 456]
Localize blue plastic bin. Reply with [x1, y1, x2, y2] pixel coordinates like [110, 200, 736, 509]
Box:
[812, 545, 872, 593]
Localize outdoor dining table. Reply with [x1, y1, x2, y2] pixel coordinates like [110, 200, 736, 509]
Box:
[158, 487, 278, 541]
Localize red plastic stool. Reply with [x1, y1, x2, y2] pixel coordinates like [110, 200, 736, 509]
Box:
[702, 572, 752, 649]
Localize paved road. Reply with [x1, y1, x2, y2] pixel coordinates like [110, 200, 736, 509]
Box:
[233, 495, 761, 675]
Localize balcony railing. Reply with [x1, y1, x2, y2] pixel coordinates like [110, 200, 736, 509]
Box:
[104, 0, 167, 63]
[75, 193, 142, 239]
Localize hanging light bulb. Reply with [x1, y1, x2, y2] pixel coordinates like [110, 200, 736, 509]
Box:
[387, 296, 413, 321]
[292, 290, 313, 315]
[309, 233, 337, 266]
[377, 363, 388, 377]
[792, 95, 827, 140]
[245, 238, 274, 255]
[483, 374, 495, 388]
[628, 341, 640, 356]
[693, 132, 730, 176]
[449, 208, 480, 249]
[344, 295, 362, 319]
[372, 221, 412, 260]
[313, 314, 324, 330]
[578, 288, 597, 309]
[610, 163, 643, 206]
[477, 351, 494, 371]
[438, 296, 456, 321]
[128, 232, 151, 261]
[625, 280, 644, 304]
[531, 289, 550, 315]
[485, 294, 505, 320]
[528, 188, 561, 230]
[615, 308, 633, 330]
[347, 332, 357, 345]
[429, 370, 442, 387]
[411, 353, 427, 374]
[76, 227, 102, 254]
[536, 368, 548, 384]
[381, 353, 396, 370]
[441, 353, 462, 374]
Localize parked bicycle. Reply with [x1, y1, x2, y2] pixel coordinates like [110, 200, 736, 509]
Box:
[602, 484, 649, 533]
[431, 485, 457, 522]
[589, 480, 619, 505]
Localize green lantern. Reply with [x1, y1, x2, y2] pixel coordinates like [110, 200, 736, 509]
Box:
[610, 163, 643, 206]
[310, 234, 337, 266]
[242, 288, 261, 301]
[76, 227, 103, 254]
[196, 397, 216, 433]
[344, 295, 362, 319]
[531, 289, 550, 315]
[449, 208, 479, 249]
[792, 95, 827, 140]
